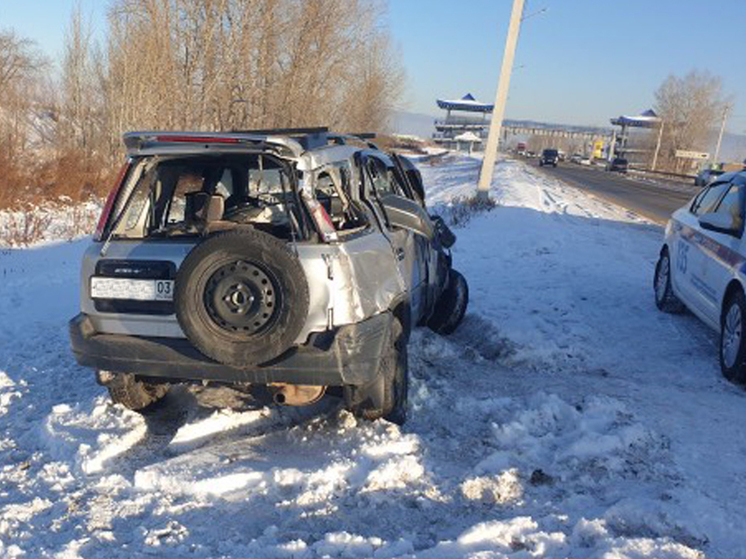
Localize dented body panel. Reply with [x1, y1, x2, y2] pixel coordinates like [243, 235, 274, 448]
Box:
[82, 230, 404, 344]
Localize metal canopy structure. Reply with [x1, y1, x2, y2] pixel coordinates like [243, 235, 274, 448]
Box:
[610, 109, 661, 129]
[436, 93, 494, 113]
[609, 109, 662, 165]
[434, 94, 494, 151]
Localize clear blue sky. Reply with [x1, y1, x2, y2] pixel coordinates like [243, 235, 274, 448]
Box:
[388, 0, 746, 131]
[3, 0, 746, 132]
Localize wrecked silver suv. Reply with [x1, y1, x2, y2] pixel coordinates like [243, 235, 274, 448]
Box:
[69, 129, 468, 424]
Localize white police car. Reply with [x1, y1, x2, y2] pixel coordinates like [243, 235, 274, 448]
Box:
[655, 171, 746, 384]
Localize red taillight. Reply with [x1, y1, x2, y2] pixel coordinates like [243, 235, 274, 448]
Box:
[154, 135, 240, 144]
[94, 161, 131, 242]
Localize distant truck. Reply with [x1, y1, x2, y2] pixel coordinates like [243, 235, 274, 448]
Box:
[516, 142, 527, 155]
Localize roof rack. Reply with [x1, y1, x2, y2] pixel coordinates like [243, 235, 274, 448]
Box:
[327, 133, 379, 150]
[230, 127, 331, 150]
[227, 127, 380, 151]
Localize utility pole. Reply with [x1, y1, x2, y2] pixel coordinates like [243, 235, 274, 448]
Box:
[477, 0, 525, 197]
[713, 104, 730, 166]
[651, 120, 664, 171]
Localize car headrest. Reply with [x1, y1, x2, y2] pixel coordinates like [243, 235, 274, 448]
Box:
[207, 194, 224, 222]
[185, 192, 225, 224]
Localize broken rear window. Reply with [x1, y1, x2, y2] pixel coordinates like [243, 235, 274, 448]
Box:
[108, 154, 306, 241]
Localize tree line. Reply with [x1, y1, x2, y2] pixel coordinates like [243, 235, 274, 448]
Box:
[0, 0, 403, 210]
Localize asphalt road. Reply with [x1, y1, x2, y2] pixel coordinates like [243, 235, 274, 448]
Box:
[535, 162, 696, 224]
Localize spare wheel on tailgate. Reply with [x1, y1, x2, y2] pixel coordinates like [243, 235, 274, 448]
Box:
[175, 229, 309, 367]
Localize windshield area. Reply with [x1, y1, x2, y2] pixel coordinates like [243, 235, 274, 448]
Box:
[108, 154, 305, 241]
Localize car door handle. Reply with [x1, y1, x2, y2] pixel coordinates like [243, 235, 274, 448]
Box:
[395, 247, 405, 261]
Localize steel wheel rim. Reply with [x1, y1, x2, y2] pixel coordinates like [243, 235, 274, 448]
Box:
[204, 260, 279, 334]
[655, 255, 670, 303]
[722, 303, 742, 369]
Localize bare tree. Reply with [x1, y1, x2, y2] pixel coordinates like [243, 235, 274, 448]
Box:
[653, 70, 727, 172]
[0, 29, 48, 207]
[0, 31, 45, 91]
[60, 8, 101, 156]
[103, 0, 403, 138]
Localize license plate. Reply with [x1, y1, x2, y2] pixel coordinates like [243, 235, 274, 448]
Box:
[90, 277, 174, 301]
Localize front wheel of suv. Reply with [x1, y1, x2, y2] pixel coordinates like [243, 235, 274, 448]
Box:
[100, 372, 169, 411]
[428, 269, 469, 335]
[345, 318, 408, 425]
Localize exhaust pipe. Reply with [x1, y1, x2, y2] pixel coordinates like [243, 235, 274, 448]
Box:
[270, 384, 326, 406]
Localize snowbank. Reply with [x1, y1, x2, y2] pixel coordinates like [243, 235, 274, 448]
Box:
[0, 200, 101, 247]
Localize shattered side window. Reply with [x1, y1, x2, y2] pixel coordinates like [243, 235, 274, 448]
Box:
[365, 157, 399, 198]
[249, 166, 285, 196]
[314, 162, 369, 232]
[122, 179, 150, 233]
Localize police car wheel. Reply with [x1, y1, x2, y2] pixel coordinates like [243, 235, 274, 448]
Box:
[654, 249, 684, 314]
[720, 291, 746, 385]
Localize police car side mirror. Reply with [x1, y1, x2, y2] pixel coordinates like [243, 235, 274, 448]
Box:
[699, 212, 742, 237]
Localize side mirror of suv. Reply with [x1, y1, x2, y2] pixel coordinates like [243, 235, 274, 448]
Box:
[699, 211, 743, 237]
[381, 195, 434, 240]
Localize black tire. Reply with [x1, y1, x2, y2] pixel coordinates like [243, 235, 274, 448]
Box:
[175, 229, 309, 367]
[654, 248, 685, 313]
[720, 290, 746, 385]
[428, 269, 469, 335]
[104, 372, 168, 411]
[345, 318, 408, 425]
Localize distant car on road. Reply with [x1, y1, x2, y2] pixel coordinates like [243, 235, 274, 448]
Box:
[539, 149, 559, 167]
[694, 168, 724, 187]
[579, 156, 592, 166]
[606, 157, 629, 173]
[654, 170, 746, 385]
[570, 154, 583, 164]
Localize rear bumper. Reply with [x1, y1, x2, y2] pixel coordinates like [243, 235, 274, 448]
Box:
[69, 312, 392, 386]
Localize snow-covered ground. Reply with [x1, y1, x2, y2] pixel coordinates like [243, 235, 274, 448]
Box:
[0, 154, 744, 558]
[0, 201, 101, 247]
